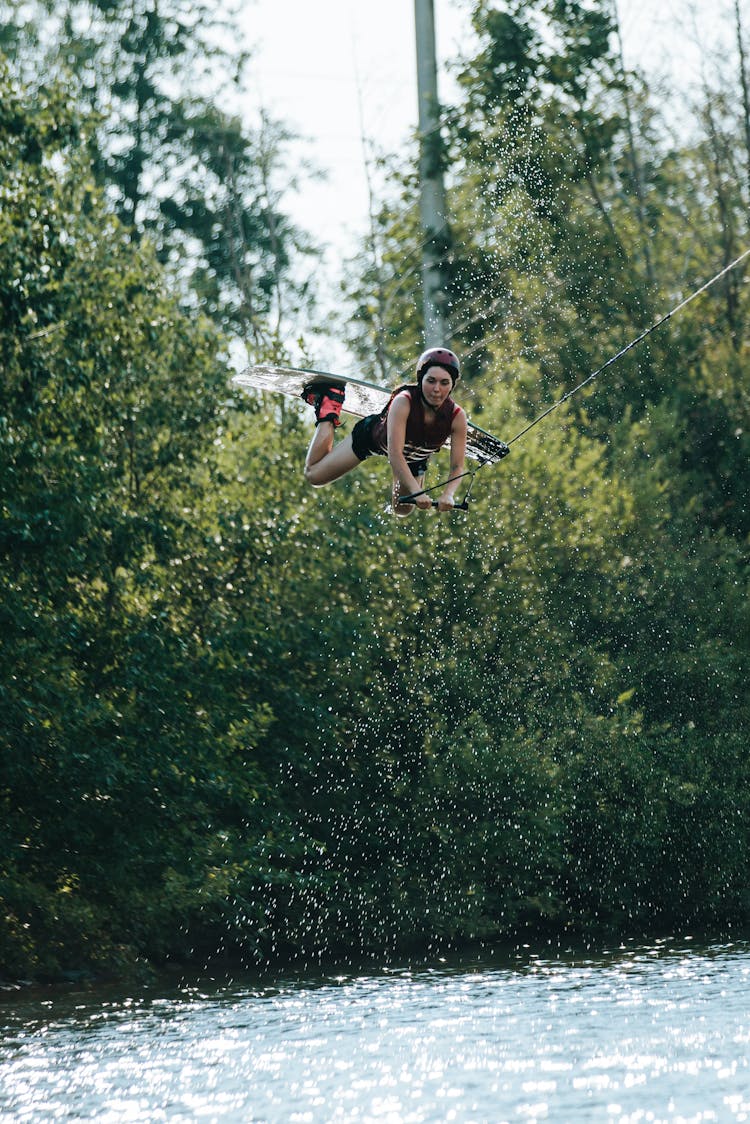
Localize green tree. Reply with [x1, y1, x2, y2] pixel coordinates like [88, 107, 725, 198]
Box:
[0, 0, 315, 346]
[0, 64, 282, 976]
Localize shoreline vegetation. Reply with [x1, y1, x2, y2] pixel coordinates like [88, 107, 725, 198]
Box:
[2, 2, 750, 984]
[4, 928, 747, 994]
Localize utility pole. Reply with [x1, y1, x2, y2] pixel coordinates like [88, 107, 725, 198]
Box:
[414, 0, 451, 345]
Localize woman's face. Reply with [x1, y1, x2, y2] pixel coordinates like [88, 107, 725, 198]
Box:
[421, 366, 454, 408]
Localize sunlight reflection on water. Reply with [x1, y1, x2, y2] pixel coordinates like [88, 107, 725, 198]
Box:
[2, 940, 750, 1122]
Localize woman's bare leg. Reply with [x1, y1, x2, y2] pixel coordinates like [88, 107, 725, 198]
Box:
[391, 473, 424, 517]
[304, 424, 361, 486]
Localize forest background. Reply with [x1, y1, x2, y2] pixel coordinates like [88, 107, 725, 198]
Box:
[1, 0, 748, 981]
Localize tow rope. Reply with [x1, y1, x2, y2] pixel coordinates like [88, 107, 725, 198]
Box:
[402, 246, 750, 510]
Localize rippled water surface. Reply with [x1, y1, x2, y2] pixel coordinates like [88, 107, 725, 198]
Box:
[3, 939, 750, 1122]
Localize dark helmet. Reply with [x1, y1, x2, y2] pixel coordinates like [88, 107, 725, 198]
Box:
[415, 346, 461, 385]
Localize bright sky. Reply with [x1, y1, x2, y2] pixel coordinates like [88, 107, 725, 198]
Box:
[242, 0, 467, 263]
[238, 0, 735, 361]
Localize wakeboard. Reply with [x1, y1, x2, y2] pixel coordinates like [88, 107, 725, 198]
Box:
[232, 364, 509, 464]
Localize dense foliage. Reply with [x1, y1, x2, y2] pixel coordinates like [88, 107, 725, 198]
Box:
[1, 0, 749, 981]
[0, 0, 315, 343]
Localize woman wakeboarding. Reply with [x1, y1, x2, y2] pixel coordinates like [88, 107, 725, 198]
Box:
[301, 347, 468, 516]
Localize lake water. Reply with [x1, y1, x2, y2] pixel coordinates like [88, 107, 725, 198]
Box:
[2, 938, 750, 1122]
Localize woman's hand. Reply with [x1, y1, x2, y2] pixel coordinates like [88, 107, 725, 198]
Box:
[436, 493, 455, 512]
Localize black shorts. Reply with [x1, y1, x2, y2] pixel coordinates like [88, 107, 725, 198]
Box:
[350, 416, 428, 476]
[351, 415, 379, 461]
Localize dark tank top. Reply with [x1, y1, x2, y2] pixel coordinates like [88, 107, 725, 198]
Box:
[370, 385, 459, 464]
